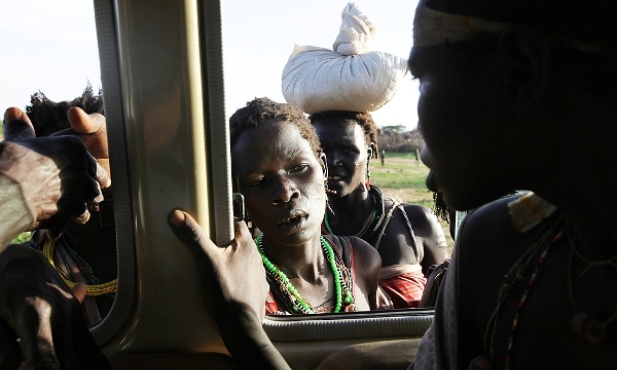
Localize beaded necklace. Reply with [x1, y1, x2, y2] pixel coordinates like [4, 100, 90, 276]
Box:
[483, 213, 566, 370]
[43, 239, 118, 297]
[255, 234, 354, 314]
[323, 186, 386, 240]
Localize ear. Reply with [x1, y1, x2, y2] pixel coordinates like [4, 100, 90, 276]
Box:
[498, 26, 552, 116]
[367, 142, 376, 160]
[319, 152, 328, 178]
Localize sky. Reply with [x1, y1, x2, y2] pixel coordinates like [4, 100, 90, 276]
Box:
[1, 0, 420, 130]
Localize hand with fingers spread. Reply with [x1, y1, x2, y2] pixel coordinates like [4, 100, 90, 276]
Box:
[169, 210, 290, 370]
[0, 107, 110, 247]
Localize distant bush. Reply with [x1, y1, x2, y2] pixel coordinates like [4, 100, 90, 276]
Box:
[377, 127, 423, 152]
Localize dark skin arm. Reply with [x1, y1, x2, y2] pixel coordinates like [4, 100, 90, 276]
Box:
[0, 245, 109, 370]
[168, 210, 291, 370]
[402, 204, 449, 275]
[0, 107, 111, 370]
[0, 107, 110, 240]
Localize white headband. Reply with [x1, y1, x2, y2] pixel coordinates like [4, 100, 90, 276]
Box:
[413, 5, 508, 47]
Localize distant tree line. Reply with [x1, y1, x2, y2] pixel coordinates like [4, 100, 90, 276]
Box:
[377, 126, 424, 153]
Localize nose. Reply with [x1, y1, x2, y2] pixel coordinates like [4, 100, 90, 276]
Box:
[326, 150, 342, 167]
[272, 176, 300, 204]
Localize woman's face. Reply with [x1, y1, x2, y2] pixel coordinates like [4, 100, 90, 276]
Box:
[312, 120, 371, 197]
[232, 122, 327, 246]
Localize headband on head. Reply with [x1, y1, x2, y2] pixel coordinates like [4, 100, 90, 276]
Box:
[413, 5, 507, 47]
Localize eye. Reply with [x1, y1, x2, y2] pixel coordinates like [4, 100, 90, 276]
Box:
[288, 164, 308, 174]
[247, 176, 265, 187]
[341, 146, 359, 155]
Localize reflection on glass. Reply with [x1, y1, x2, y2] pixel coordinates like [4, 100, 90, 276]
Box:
[23, 87, 116, 326]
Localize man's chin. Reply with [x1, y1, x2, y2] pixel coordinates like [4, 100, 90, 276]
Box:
[425, 170, 439, 193]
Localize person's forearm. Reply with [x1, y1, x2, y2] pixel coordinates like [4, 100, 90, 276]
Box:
[0, 175, 34, 251]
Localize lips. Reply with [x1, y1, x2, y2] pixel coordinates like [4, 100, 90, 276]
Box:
[277, 209, 309, 229]
[328, 175, 343, 181]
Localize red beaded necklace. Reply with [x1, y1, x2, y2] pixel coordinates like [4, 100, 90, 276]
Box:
[484, 213, 567, 370]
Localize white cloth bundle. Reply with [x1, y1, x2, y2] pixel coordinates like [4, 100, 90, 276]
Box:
[282, 2, 408, 114]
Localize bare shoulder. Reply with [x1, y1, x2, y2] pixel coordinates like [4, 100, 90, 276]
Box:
[400, 203, 440, 225]
[456, 194, 522, 252]
[382, 196, 438, 226]
[455, 194, 531, 282]
[393, 201, 444, 238]
[347, 236, 382, 272]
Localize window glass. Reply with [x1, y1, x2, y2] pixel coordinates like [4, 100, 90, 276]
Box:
[220, 1, 448, 316]
[0, 1, 114, 326]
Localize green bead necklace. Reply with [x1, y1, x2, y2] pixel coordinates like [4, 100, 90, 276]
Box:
[322, 186, 386, 240]
[255, 234, 354, 314]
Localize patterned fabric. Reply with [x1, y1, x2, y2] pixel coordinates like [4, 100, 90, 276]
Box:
[508, 191, 557, 232]
[265, 235, 356, 315]
[378, 264, 427, 309]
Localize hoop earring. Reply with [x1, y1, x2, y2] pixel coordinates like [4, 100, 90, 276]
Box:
[325, 181, 335, 215]
[366, 159, 371, 190]
[326, 197, 335, 215]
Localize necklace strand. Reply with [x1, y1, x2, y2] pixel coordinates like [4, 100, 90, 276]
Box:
[323, 186, 385, 240]
[255, 234, 353, 314]
[503, 228, 564, 370]
[43, 239, 118, 296]
[483, 213, 566, 368]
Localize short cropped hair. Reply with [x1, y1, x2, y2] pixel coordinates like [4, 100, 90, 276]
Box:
[229, 97, 322, 157]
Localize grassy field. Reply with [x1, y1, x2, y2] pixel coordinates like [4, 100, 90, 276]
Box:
[370, 151, 455, 252]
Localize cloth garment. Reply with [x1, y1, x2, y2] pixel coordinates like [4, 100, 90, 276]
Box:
[372, 187, 426, 309]
[378, 264, 427, 308]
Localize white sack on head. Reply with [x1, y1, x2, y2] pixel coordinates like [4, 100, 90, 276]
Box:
[281, 2, 408, 114]
[282, 45, 408, 115]
[332, 2, 376, 56]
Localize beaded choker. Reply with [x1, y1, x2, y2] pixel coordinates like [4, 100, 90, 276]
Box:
[255, 234, 354, 314]
[323, 186, 386, 240]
